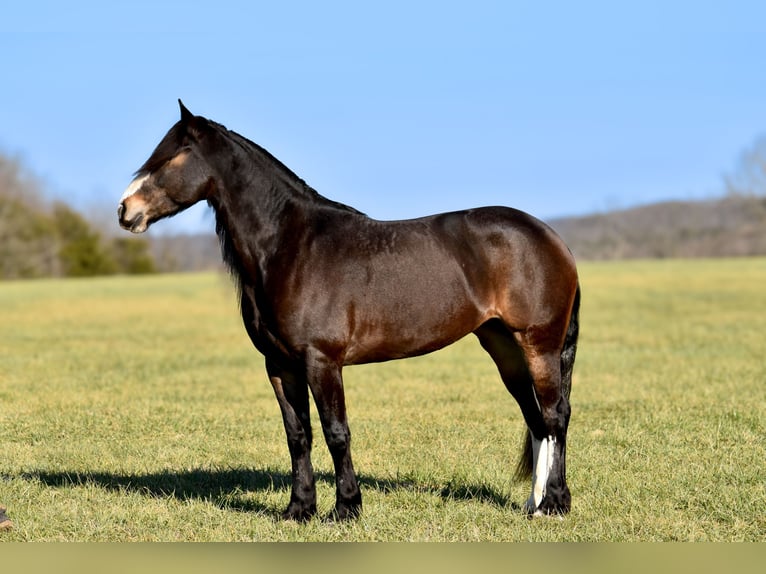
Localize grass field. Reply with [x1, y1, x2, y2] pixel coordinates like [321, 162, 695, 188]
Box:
[0, 258, 764, 541]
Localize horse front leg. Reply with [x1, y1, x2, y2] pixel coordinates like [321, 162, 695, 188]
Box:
[305, 353, 362, 520]
[266, 361, 317, 521]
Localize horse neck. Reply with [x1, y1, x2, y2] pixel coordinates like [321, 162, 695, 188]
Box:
[206, 130, 344, 284]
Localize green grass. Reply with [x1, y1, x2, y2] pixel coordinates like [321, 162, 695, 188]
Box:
[1, 259, 764, 541]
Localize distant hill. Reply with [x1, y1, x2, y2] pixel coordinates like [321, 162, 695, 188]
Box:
[549, 195, 766, 260]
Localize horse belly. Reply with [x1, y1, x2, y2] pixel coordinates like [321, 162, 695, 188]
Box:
[342, 270, 484, 364]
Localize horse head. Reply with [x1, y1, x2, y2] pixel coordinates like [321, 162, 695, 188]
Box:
[118, 100, 216, 233]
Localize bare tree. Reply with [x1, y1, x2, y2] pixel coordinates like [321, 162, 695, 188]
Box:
[725, 135, 766, 197]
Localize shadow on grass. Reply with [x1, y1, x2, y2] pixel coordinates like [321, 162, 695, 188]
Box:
[20, 467, 517, 519]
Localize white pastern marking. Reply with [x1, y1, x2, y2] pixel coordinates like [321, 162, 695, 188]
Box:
[525, 434, 557, 513]
[120, 174, 149, 202]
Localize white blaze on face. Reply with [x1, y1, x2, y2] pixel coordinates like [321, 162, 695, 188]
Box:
[524, 434, 556, 515]
[120, 174, 150, 202]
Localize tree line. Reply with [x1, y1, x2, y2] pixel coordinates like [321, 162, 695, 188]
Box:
[0, 153, 155, 279]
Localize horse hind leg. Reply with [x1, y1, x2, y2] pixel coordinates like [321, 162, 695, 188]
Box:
[516, 333, 573, 516]
[525, 284, 580, 516]
[475, 319, 572, 516]
[474, 321, 548, 488]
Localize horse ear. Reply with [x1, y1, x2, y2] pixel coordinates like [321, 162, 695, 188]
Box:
[179, 99, 193, 123]
[178, 99, 209, 140]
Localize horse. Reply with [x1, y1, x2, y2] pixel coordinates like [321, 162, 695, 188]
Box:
[117, 100, 581, 521]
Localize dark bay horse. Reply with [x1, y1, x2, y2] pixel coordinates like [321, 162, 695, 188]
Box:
[118, 101, 580, 520]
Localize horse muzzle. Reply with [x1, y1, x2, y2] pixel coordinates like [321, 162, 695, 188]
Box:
[118, 202, 148, 233]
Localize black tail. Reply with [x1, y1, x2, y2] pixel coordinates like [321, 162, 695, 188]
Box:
[515, 283, 581, 481]
[560, 283, 580, 402]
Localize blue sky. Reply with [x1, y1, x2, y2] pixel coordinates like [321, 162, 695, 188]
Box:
[2, 1, 766, 234]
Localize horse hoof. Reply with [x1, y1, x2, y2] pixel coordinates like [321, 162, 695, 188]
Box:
[327, 502, 361, 522]
[282, 503, 317, 522]
[524, 497, 568, 519]
[526, 509, 565, 521]
[0, 506, 12, 531]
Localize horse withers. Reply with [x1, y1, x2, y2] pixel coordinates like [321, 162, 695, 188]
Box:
[118, 101, 580, 521]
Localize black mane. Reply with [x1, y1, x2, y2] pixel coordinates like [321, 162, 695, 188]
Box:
[200, 120, 364, 295]
[209, 121, 364, 216]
